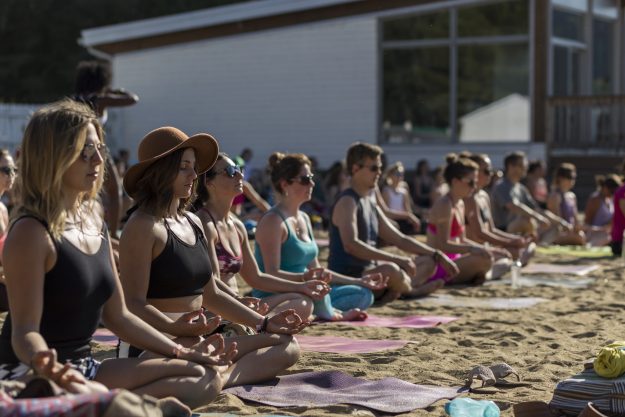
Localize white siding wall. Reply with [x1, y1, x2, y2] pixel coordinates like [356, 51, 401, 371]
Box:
[112, 16, 378, 168]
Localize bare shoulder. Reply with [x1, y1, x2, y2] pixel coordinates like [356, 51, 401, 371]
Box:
[122, 211, 160, 242]
[429, 195, 453, 222]
[256, 210, 282, 230]
[231, 216, 248, 239]
[5, 216, 53, 255]
[185, 211, 203, 229]
[334, 193, 357, 212]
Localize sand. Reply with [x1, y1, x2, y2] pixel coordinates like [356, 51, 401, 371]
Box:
[47, 242, 625, 416]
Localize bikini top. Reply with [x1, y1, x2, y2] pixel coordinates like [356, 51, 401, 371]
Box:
[427, 209, 465, 239]
[201, 208, 243, 277]
[146, 213, 212, 299]
[0, 215, 115, 363]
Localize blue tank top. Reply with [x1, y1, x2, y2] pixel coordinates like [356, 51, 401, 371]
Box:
[255, 209, 318, 273]
[328, 188, 378, 275]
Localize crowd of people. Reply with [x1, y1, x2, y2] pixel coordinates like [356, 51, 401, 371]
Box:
[0, 61, 623, 416]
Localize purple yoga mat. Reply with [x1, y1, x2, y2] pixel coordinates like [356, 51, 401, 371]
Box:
[93, 328, 118, 346]
[224, 370, 461, 413]
[296, 335, 413, 353]
[319, 314, 458, 328]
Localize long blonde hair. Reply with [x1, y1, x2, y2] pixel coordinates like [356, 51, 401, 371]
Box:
[14, 99, 105, 239]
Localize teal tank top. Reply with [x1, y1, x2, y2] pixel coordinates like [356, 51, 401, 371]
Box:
[255, 209, 319, 273]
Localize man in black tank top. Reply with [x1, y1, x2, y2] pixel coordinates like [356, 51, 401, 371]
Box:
[329, 143, 459, 302]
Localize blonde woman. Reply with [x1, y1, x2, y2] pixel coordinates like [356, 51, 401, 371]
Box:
[0, 100, 230, 408]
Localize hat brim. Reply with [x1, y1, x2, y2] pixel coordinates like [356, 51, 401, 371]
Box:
[123, 133, 219, 199]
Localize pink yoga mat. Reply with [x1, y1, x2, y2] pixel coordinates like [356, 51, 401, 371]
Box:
[296, 335, 413, 353]
[319, 314, 458, 328]
[93, 328, 118, 346]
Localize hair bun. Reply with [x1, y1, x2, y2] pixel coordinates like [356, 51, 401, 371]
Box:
[268, 152, 285, 170]
[445, 153, 458, 165]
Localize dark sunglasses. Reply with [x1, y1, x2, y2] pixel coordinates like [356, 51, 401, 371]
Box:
[290, 174, 314, 185]
[0, 167, 16, 176]
[359, 164, 382, 173]
[217, 164, 244, 178]
[461, 178, 477, 188]
[81, 143, 107, 161]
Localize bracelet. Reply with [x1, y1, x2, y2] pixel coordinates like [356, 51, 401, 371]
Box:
[256, 316, 269, 334]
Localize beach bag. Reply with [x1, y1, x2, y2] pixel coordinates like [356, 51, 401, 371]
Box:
[550, 367, 625, 416]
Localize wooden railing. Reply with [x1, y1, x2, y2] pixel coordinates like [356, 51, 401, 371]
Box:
[546, 95, 625, 151]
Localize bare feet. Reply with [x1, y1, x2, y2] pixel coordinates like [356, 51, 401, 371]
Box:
[406, 279, 444, 298]
[338, 308, 368, 321]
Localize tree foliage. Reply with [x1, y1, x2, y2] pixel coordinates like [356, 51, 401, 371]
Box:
[0, 0, 251, 103]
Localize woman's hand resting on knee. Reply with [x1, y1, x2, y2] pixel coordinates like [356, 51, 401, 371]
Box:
[266, 309, 309, 334]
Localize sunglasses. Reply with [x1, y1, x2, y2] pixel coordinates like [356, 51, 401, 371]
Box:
[0, 167, 16, 176]
[217, 164, 244, 178]
[461, 178, 477, 188]
[290, 174, 314, 185]
[359, 164, 382, 173]
[81, 143, 107, 161]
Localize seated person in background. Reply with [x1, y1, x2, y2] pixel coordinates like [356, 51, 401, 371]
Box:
[464, 153, 534, 266]
[429, 166, 449, 206]
[427, 155, 494, 284]
[254, 152, 387, 321]
[329, 142, 458, 302]
[584, 174, 621, 247]
[195, 153, 330, 321]
[411, 159, 434, 212]
[324, 161, 350, 206]
[0, 149, 17, 311]
[523, 160, 549, 209]
[546, 163, 586, 246]
[380, 162, 420, 235]
[119, 126, 307, 388]
[610, 177, 625, 256]
[491, 151, 570, 243]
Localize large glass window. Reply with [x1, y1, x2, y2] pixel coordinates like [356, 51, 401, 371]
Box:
[458, 1, 528, 37]
[553, 9, 585, 41]
[381, 0, 529, 143]
[593, 18, 614, 94]
[383, 48, 450, 143]
[458, 44, 529, 141]
[383, 11, 448, 41]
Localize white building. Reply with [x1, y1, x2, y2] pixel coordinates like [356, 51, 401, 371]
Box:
[81, 0, 624, 171]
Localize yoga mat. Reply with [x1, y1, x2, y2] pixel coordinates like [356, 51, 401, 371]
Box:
[417, 294, 547, 310]
[485, 275, 594, 289]
[321, 314, 458, 328]
[522, 263, 599, 276]
[536, 245, 612, 258]
[223, 370, 462, 413]
[92, 328, 118, 346]
[193, 414, 291, 417]
[296, 335, 413, 353]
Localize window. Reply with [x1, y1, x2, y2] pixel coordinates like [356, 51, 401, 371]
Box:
[381, 0, 530, 143]
[383, 48, 450, 143]
[553, 9, 585, 41]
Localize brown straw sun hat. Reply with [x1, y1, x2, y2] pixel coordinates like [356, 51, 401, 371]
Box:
[123, 126, 219, 198]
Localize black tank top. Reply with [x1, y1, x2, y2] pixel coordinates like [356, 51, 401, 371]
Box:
[0, 216, 115, 363]
[146, 214, 212, 299]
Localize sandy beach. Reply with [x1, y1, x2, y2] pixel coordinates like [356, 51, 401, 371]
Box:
[20, 238, 622, 417]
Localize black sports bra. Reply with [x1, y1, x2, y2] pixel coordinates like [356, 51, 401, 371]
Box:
[0, 215, 115, 363]
[146, 214, 212, 299]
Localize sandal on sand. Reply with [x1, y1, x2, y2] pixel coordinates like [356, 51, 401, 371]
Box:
[578, 402, 608, 417]
[464, 365, 499, 394]
[490, 363, 532, 388]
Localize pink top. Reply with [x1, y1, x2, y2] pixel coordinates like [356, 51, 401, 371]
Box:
[611, 185, 625, 242]
[0, 232, 6, 263]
